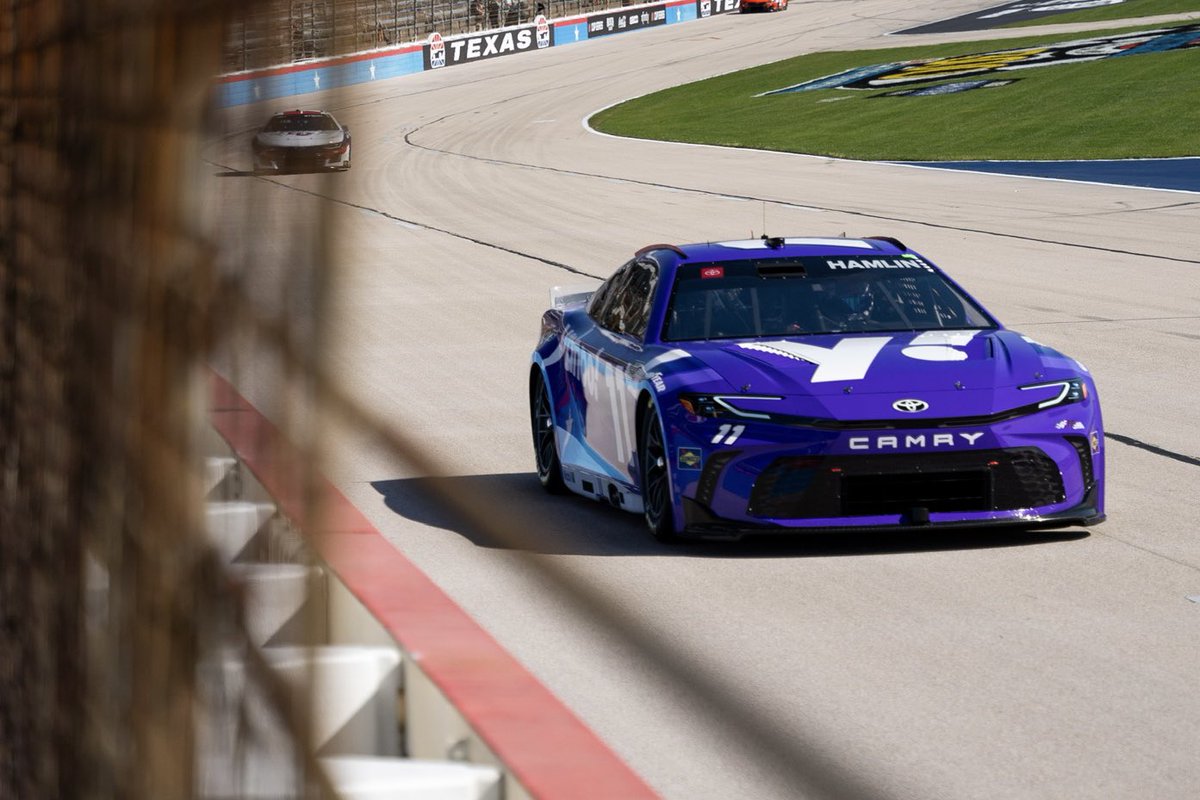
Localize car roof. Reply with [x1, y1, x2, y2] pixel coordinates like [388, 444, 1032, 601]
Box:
[635, 236, 910, 274]
[686, 236, 904, 260]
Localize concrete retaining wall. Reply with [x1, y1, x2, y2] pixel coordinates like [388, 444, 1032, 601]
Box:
[215, 0, 738, 107]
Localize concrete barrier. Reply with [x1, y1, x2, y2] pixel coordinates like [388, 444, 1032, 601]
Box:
[214, 0, 736, 107]
[262, 645, 404, 756]
[320, 756, 502, 800]
[201, 454, 405, 791]
[205, 501, 277, 562]
[228, 564, 324, 647]
[209, 370, 658, 798]
[201, 403, 518, 799]
[206, 456, 237, 493]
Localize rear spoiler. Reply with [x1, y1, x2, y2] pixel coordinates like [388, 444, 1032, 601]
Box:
[550, 286, 594, 310]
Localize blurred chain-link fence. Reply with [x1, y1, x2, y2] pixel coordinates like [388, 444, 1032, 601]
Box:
[1, 0, 891, 797]
[0, 1, 338, 798]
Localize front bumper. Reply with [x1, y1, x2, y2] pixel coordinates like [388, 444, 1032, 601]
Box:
[681, 488, 1105, 540]
[665, 407, 1105, 537]
[253, 145, 349, 172]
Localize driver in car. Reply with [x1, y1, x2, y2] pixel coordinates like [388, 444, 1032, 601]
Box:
[817, 276, 878, 331]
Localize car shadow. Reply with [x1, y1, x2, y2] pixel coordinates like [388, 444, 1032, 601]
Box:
[213, 169, 258, 177]
[369, 473, 1089, 558]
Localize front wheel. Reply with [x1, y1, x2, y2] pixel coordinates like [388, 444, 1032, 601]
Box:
[531, 371, 565, 493]
[640, 402, 677, 542]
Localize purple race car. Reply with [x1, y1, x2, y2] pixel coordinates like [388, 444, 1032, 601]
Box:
[529, 236, 1105, 541]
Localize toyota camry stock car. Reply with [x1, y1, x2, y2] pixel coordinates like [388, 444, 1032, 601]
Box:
[251, 109, 351, 173]
[529, 236, 1105, 541]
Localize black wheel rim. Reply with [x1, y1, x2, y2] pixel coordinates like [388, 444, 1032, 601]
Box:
[533, 381, 557, 479]
[644, 414, 669, 526]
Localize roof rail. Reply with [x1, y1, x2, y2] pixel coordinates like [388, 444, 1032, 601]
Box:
[864, 235, 907, 251]
[635, 243, 688, 259]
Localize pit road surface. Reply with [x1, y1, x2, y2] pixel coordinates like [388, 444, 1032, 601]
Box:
[210, 1, 1200, 797]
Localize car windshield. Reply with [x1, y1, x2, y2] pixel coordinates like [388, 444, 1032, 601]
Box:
[264, 114, 339, 132]
[663, 255, 996, 341]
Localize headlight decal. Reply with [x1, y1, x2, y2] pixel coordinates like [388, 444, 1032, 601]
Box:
[1019, 378, 1087, 409]
[678, 393, 782, 420]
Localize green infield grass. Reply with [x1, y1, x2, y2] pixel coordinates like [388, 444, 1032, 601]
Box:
[1002, 0, 1200, 28]
[589, 24, 1200, 161]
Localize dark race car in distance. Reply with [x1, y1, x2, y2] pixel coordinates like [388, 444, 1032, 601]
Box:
[529, 236, 1105, 542]
[251, 109, 351, 173]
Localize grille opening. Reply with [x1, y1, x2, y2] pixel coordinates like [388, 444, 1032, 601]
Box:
[842, 472, 991, 515]
[747, 448, 1064, 520]
[695, 450, 739, 507]
[746, 458, 837, 519]
[1065, 436, 1094, 494]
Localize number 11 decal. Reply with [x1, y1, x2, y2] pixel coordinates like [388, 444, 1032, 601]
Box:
[711, 424, 745, 445]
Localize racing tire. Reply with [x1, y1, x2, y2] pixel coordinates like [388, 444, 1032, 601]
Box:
[531, 371, 566, 494]
[639, 401, 677, 543]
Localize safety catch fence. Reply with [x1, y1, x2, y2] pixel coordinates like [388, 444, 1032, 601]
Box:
[223, 0, 639, 72]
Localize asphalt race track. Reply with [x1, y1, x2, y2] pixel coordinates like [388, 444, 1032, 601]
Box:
[209, 1, 1200, 797]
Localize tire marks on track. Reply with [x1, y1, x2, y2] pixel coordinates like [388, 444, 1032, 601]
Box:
[1106, 432, 1200, 468]
[212, 88, 1200, 471]
[206, 168, 1200, 472]
[402, 112, 1200, 268]
[206, 161, 607, 279]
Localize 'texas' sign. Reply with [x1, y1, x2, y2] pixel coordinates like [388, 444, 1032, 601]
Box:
[425, 16, 553, 69]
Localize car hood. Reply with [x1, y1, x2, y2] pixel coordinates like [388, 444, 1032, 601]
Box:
[256, 130, 344, 147]
[675, 329, 1083, 420]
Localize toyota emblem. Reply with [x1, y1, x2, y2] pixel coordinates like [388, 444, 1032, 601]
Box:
[893, 398, 929, 413]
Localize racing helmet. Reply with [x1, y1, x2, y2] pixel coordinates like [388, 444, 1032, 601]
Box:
[834, 274, 875, 317]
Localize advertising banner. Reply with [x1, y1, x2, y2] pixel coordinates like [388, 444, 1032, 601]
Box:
[587, 4, 668, 38]
[697, 0, 740, 18]
[424, 15, 555, 69]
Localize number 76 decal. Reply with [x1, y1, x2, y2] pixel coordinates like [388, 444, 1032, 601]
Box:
[711, 424, 745, 445]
